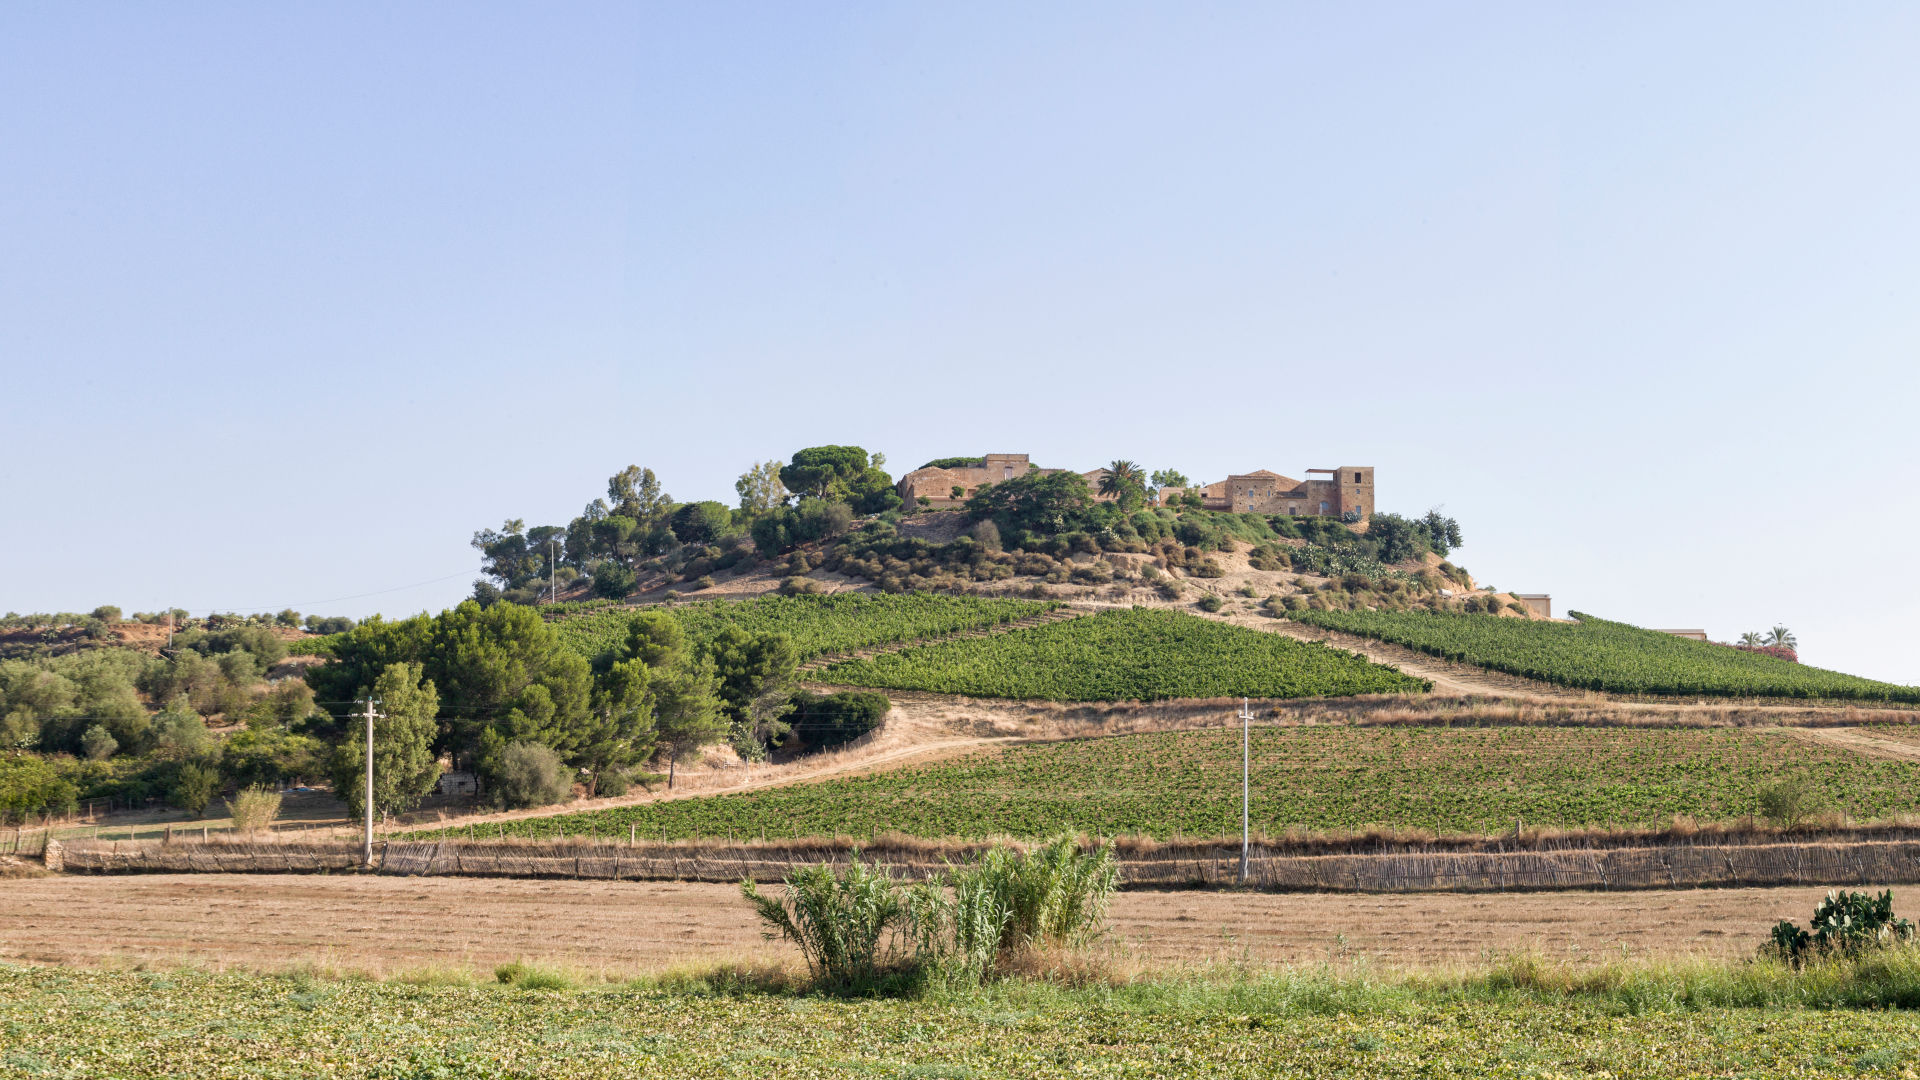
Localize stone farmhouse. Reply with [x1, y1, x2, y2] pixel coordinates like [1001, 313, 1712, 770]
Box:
[1164, 467, 1374, 518]
[895, 454, 1374, 519]
[895, 454, 1102, 506]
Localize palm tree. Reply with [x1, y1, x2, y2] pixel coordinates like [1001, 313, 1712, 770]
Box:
[1767, 625, 1798, 650]
[1099, 460, 1146, 507]
[1738, 631, 1766, 647]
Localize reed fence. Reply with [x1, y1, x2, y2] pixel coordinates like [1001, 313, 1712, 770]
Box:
[42, 835, 1920, 892]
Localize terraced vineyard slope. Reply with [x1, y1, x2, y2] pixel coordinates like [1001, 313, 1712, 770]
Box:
[412, 725, 1920, 841]
[1290, 610, 1920, 702]
[548, 593, 1055, 662]
[817, 607, 1426, 702]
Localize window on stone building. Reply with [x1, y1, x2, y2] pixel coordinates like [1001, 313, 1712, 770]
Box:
[1319, 501, 1328, 514]
[1353, 472, 1362, 484]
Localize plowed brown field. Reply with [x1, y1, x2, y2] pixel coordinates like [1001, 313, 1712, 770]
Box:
[0, 874, 1867, 977]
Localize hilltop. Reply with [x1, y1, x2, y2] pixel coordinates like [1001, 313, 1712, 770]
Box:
[9, 443, 1916, 855]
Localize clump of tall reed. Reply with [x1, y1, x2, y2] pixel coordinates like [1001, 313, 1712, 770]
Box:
[225, 786, 282, 833]
[741, 855, 904, 989]
[740, 835, 1118, 993]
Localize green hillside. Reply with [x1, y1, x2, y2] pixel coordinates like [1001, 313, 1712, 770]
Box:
[817, 607, 1426, 701]
[547, 593, 1054, 662]
[1289, 609, 1920, 702]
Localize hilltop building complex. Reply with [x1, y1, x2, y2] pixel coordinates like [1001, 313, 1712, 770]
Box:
[895, 455, 1374, 518]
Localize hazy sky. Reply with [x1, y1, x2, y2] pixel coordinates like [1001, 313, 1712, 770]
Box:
[3, 4, 1916, 683]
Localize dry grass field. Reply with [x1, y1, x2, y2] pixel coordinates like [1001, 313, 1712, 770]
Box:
[0, 873, 1874, 979]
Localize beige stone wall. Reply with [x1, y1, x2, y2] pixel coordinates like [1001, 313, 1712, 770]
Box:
[896, 453, 1039, 504]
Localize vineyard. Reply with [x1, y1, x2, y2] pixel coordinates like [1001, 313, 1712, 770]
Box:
[6, 966, 1916, 1079]
[547, 593, 1055, 662]
[412, 725, 1920, 842]
[1290, 609, 1920, 702]
[816, 608, 1426, 701]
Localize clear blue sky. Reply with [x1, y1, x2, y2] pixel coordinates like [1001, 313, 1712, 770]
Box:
[3, 4, 1915, 683]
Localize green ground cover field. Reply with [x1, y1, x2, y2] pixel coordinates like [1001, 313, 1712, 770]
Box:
[414, 725, 1920, 842]
[6, 964, 1920, 1079]
[1290, 609, 1920, 702]
[817, 608, 1426, 701]
[548, 593, 1054, 662]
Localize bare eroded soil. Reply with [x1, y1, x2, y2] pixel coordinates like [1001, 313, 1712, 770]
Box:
[0, 874, 1864, 978]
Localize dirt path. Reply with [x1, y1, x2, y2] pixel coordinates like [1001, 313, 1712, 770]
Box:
[0, 874, 1852, 977]
[1224, 612, 1585, 700]
[1781, 726, 1920, 762]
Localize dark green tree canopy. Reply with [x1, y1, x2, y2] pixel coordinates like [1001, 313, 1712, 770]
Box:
[705, 625, 798, 753]
[779, 446, 874, 501]
[1362, 512, 1430, 564]
[607, 465, 671, 522]
[1419, 509, 1463, 557]
[307, 602, 591, 776]
[328, 661, 442, 819]
[965, 470, 1095, 535]
[671, 501, 734, 546]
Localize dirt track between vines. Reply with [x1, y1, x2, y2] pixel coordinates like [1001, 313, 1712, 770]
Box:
[0, 874, 1872, 977]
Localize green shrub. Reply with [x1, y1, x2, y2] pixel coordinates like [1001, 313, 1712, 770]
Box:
[1758, 779, 1820, 827]
[227, 785, 282, 832]
[494, 962, 573, 991]
[778, 576, 822, 597]
[696, 575, 717, 591]
[0, 756, 79, 817]
[1197, 595, 1225, 613]
[1769, 890, 1916, 965]
[169, 762, 220, 814]
[150, 700, 213, 756]
[593, 768, 630, 798]
[591, 563, 636, 599]
[491, 741, 572, 809]
[81, 725, 118, 761]
[1247, 544, 1291, 572]
[789, 690, 891, 751]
